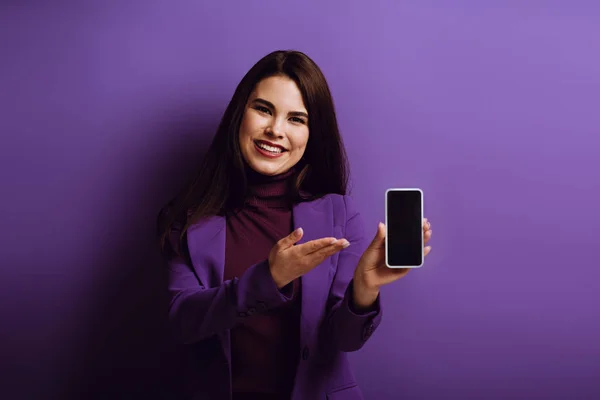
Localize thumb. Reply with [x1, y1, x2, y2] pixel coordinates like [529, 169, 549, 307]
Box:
[277, 227, 304, 250]
[368, 222, 386, 249]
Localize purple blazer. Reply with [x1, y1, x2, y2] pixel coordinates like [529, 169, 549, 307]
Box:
[166, 194, 383, 399]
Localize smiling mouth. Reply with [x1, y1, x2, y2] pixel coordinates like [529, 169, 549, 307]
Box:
[254, 140, 287, 154]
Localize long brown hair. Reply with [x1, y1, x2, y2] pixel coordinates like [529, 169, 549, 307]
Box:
[158, 50, 349, 256]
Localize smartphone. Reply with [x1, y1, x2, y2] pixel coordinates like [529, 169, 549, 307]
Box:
[385, 188, 424, 268]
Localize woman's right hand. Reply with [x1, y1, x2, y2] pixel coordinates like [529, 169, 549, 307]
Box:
[268, 227, 350, 289]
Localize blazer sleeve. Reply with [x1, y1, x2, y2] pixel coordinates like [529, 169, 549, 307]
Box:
[164, 224, 295, 345]
[324, 195, 383, 352]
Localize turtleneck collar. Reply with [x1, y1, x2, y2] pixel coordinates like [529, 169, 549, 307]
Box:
[245, 166, 297, 209]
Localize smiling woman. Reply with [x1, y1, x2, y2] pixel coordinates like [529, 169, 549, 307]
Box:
[240, 76, 310, 176]
[156, 50, 432, 400]
[158, 51, 348, 228]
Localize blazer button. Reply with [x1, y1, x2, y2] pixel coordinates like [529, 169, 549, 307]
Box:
[302, 347, 310, 360]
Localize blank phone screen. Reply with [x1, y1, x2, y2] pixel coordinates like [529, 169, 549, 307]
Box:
[386, 189, 423, 267]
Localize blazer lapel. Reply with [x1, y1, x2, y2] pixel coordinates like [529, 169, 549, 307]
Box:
[293, 198, 335, 345]
[185, 215, 231, 359]
[186, 215, 226, 288]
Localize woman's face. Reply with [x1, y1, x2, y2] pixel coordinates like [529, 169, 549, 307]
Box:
[239, 75, 309, 176]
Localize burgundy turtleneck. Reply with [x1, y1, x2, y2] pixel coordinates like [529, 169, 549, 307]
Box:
[224, 167, 301, 400]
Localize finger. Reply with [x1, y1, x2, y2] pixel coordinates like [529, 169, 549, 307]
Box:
[308, 239, 349, 264]
[276, 227, 304, 251]
[424, 229, 432, 243]
[368, 222, 386, 250]
[423, 218, 431, 230]
[295, 236, 339, 256]
[424, 246, 431, 256]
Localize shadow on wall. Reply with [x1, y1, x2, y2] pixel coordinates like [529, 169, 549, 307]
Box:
[63, 104, 221, 399]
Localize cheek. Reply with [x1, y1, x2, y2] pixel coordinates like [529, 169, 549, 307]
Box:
[239, 115, 251, 140]
[292, 129, 309, 151]
[240, 112, 264, 139]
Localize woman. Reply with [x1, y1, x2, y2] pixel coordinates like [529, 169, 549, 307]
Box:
[158, 50, 432, 400]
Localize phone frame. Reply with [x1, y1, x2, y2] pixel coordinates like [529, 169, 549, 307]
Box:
[385, 188, 424, 268]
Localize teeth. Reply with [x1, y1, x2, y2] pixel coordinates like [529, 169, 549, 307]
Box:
[256, 142, 283, 153]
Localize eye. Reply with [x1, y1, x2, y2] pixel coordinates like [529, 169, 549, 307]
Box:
[290, 117, 307, 125]
[253, 105, 271, 115]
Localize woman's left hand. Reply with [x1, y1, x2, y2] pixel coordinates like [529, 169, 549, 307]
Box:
[352, 218, 432, 309]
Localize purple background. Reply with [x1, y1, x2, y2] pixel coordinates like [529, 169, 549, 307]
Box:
[1, 1, 599, 399]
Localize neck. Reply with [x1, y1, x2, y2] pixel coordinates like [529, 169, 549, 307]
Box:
[244, 167, 296, 209]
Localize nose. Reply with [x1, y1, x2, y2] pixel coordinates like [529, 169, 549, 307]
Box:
[266, 118, 284, 139]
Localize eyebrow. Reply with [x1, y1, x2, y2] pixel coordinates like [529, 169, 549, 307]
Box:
[253, 98, 309, 119]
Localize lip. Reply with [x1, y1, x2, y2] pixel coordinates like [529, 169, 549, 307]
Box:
[254, 139, 287, 151]
[254, 140, 286, 159]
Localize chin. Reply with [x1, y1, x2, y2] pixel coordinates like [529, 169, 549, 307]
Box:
[249, 160, 285, 176]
